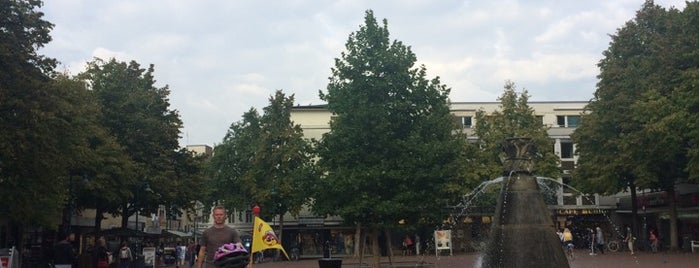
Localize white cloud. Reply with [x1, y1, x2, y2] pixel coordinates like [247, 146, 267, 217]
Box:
[38, 0, 686, 146]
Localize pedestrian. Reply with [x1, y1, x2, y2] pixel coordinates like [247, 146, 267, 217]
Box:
[176, 242, 186, 267]
[186, 240, 197, 267]
[94, 237, 111, 268]
[196, 205, 247, 268]
[415, 233, 421, 255]
[625, 226, 635, 255]
[53, 232, 76, 268]
[118, 242, 133, 268]
[649, 229, 659, 253]
[402, 235, 414, 256]
[595, 227, 605, 254]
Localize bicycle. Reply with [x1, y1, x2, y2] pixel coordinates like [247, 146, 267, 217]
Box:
[564, 242, 574, 260]
[607, 238, 633, 253]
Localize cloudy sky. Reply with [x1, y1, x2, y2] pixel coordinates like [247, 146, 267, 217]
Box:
[39, 0, 687, 147]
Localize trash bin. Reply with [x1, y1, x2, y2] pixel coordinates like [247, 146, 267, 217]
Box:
[318, 258, 342, 268]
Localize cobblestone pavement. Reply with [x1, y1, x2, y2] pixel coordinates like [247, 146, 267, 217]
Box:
[247, 250, 699, 268]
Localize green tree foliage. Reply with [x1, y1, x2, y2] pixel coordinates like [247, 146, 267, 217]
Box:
[207, 108, 262, 210]
[79, 58, 189, 229]
[314, 10, 464, 265]
[572, 0, 699, 250]
[472, 81, 560, 180]
[0, 0, 67, 228]
[209, 91, 314, 227]
[463, 82, 560, 214]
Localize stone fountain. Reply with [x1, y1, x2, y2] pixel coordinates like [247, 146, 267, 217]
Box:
[481, 137, 569, 267]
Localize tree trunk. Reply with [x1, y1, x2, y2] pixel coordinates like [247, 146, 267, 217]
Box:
[354, 223, 361, 257]
[668, 187, 679, 250]
[94, 207, 104, 238]
[371, 228, 381, 268]
[121, 202, 129, 228]
[385, 228, 393, 264]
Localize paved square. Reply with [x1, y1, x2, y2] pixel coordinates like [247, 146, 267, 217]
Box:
[248, 250, 699, 268]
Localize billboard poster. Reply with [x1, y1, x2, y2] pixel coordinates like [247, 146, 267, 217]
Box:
[434, 230, 453, 256]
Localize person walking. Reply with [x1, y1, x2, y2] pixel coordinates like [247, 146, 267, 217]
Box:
[402, 235, 414, 256]
[53, 232, 76, 268]
[625, 226, 635, 255]
[94, 237, 111, 268]
[595, 227, 605, 254]
[196, 205, 247, 268]
[649, 229, 659, 253]
[119, 242, 133, 268]
[186, 240, 197, 267]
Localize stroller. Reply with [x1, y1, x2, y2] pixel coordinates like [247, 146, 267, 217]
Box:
[213, 242, 250, 268]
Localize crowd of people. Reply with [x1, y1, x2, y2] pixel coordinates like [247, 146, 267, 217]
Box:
[556, 224, 661, 257]
[49, 205, 251, 268]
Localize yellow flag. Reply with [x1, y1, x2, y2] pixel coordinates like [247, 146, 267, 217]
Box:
[251, 216, 290, 260]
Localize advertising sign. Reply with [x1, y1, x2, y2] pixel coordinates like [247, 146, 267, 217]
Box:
[434, 230, 453, 256]
[143, 247, 156, 267]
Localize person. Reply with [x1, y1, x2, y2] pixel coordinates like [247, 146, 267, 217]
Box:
[94, 237, 111, 268]
[562, 228, 574, 258]
[196, 205, 247, 268]
[186, 240, 197, 267]
[557, 229, 564, 244]
[118, 242, 133, 268]
[625, 226, 635, 255]
[176, 242, 186, 267]
[53, 232, 76, 268]
[649, 229, 659, 253]
[414, 233, 421, 255]
[402, 235, 414, 256]
[595, 227, 605, 254]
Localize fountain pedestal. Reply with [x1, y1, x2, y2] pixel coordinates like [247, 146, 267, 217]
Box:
[481, 138, 569, 267]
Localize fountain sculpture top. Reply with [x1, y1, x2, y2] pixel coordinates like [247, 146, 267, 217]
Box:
[501, 137, 535, 175]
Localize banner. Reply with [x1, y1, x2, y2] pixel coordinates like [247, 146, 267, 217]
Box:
[252, 216, 289, 260]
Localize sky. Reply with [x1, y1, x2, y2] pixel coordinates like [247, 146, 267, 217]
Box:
[39, 0, 688, 147]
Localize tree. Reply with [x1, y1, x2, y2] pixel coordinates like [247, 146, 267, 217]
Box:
[472, 81, 560, 180]
[572, 0, 699, 250]
[314, 10, 464, 267]
[207, 108, 262, 210]
[79, 58, 188, 232]
[0, 0, 65, 231]
[208, 90, 315, 237]
[463, 82, 561, 217]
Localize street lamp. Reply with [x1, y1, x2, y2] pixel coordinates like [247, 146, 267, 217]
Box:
[135, 183, 153, 232]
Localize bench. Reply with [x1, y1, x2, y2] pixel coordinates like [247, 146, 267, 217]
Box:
[692, 240, 699, 253]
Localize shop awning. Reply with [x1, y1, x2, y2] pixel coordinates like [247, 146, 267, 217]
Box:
[165, 230, 192, 237]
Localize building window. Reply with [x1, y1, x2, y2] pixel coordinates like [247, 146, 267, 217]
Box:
[536, 115, 544, 126]
[556, 115, 581, 127]
[453, 116, 472, 128]
[560, 142, 574, 159]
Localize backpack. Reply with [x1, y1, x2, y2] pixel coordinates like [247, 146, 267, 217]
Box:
[120, 247, 130, 259]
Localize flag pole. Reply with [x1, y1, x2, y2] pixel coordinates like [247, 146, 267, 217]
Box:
[250, 205, 260, 268]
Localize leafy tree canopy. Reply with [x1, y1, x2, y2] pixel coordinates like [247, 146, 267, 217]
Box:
[314, 10, 465, 231]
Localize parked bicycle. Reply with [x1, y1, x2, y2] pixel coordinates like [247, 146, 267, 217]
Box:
[607, 238, 630, 252]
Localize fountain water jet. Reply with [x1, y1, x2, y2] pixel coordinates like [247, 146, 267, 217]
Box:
[481, 137, 569, 267]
